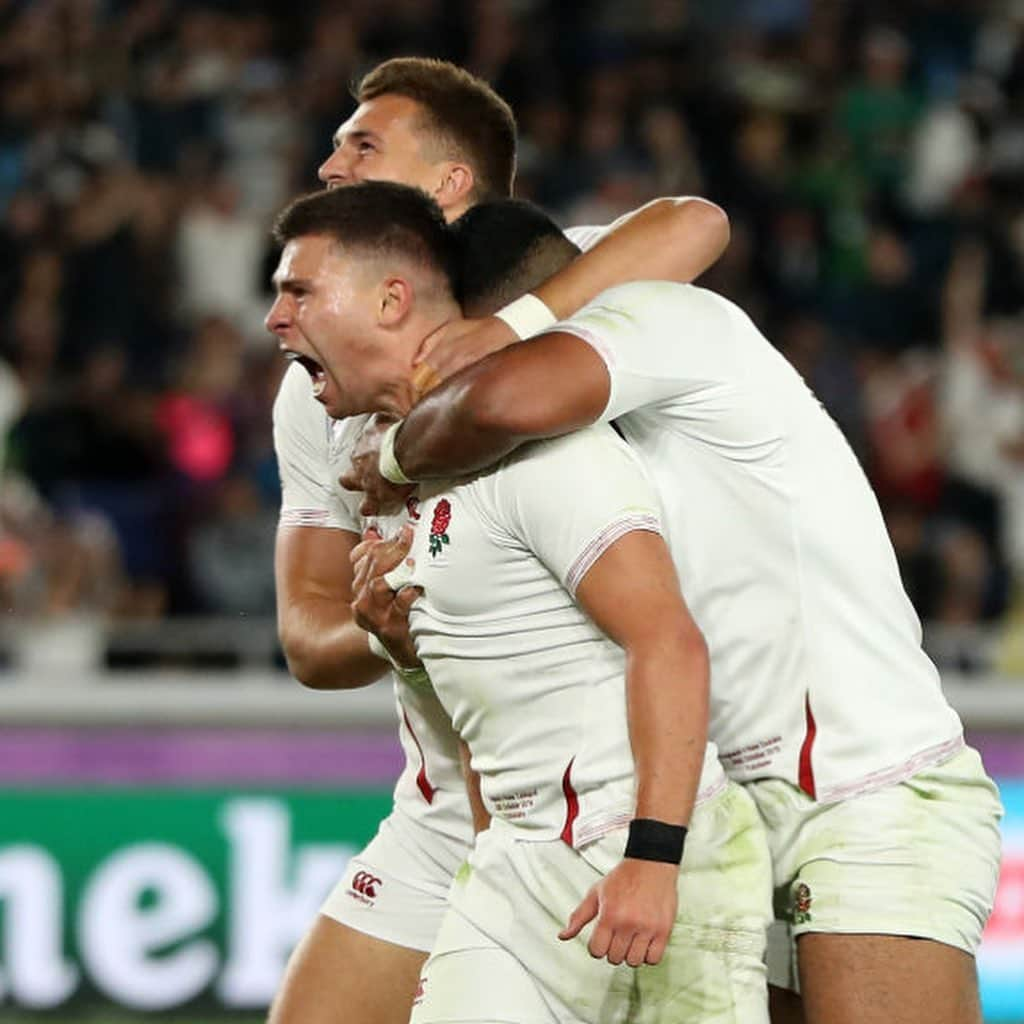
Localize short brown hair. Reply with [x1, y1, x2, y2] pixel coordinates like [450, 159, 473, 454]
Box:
[273, 181, 456, 294]
[356, 57, 516, 202]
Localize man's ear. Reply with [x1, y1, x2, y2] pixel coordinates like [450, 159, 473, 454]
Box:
[435, 162, 474, 211]
[378, 276, 414, 327]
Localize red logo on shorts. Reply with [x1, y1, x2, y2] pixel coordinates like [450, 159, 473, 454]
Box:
[349, 870, 382, 900]
[413, 978, 426, 1006]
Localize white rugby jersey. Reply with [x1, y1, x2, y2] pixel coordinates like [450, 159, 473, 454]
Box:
[392, 426, 726, 847]
[273, 376, 473, 852]
[554, 282, 964, 803]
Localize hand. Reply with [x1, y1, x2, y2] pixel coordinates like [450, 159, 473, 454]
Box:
[413, 316, 517, 384]
[558, 859, 678, 967]
[351, 526, 422, 669]
[338, 415, 416, 518]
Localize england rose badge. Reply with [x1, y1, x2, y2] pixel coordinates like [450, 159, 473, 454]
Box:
[428, 499, 451, 557]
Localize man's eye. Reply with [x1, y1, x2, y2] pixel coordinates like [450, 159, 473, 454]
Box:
[357, 141, 376, 155]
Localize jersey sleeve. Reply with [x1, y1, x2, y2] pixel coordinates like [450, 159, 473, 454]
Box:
[492, 425, 662, 596]
[564, 198, 716, 254]
[562, 224, 607, 252]
[551, 281, 735, 423]
[273, 363, 360, 531]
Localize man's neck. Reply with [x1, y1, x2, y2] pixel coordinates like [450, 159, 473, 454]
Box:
[378, 301, 462, 418]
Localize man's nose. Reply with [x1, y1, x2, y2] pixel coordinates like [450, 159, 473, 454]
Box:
[318, 147, 353, 187]
[265, 296, 292, 335]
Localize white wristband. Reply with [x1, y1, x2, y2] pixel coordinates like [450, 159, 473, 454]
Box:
[493, 293, 557, 340]
[379, 419, 413, 485]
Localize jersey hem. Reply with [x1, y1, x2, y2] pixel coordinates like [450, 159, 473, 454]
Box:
[813, 733, 966, 804]
[279, 508, 349, 529]
[565, 513, 661, 595]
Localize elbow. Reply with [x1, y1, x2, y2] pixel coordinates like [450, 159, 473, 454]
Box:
[278, 625, 355, 690]
[666, 197, 731, 276]
[279, 631, 333, 690]
[676, 622, 711, 688]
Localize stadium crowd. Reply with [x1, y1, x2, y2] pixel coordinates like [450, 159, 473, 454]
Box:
[1, 0, 1023, 670]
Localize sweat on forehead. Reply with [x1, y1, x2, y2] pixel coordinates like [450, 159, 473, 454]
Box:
[272, 181, 456, 281]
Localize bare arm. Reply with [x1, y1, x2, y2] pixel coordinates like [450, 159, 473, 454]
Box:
[537, 197, 728, 320]
[559, 529, 710, 967]
[576, 530, 709, 829]
[396, 331, 609, 479]
[275, 525, 387, 689]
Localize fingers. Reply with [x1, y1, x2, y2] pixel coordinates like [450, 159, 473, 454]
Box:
[394, 585, 423, 614]
[411, 362, 442, 396]
[560, 895, 670, 967]
[350, 529, 412, 577]
[644, 932, 668, 966]
[625, 932, 653, 968]
[412, 326, 442, 366]
[604, 929, 634, 967]
[338, 467, 360, 492]
[558, 888, 599, 941]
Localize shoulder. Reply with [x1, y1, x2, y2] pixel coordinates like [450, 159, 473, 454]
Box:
[501, 425, 644, 483]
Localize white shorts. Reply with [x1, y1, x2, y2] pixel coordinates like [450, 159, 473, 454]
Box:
[748, 746, 1003, 992]
[412, 780, 772, 1024]
[320, 810, 470, 953]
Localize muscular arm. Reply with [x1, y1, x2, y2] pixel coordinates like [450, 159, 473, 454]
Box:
[275, 525, 388, 689]
[396, 331, 609, 478]
[575, 530, 709, 827]
[559, 527, 709, 966]
[537, 197, 728, 319]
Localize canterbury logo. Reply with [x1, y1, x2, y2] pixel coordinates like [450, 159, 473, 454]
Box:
[350, 871, 382, 898]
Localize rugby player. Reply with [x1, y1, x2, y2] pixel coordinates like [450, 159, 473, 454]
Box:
[270, 57, 733, 1024]
[271, 180, 773, 1024]
[344, 196, 1004, 1024]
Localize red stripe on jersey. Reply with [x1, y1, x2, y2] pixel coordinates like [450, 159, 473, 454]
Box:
[798, 695, 817, 798]
[560, 758, 579, 846]
[402, 708, 436, 805]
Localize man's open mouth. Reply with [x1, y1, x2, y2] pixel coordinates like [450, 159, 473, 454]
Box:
[284, 351, 327, 398]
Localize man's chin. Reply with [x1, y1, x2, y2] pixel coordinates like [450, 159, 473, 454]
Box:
[318, 395, 345, 418]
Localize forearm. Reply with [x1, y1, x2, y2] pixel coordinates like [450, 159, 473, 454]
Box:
[393, 369, 523, 479]
[535, 197, 728, 319]
[279, 598, 387, 690]
[626, 630, 709, 827]
[395, 333, 608, 479]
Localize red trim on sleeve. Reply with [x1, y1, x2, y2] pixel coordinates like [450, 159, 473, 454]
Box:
[402, 708, 436, 805]
[560, 757, 579, 846]
[798, 695, 817, 798]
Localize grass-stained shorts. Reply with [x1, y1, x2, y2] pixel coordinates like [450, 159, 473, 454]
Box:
[748, 745, 1003, 992]
[412, 780, 773, 1024]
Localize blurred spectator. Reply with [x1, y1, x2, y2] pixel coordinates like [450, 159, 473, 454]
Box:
[187, 473, 277, 615]
[0, 0, 1021, 660]
[177, 174, 268, 341]
[837, 27, 922, 204]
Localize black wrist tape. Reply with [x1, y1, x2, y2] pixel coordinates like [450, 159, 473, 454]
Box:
[624, 818, 687, 865]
